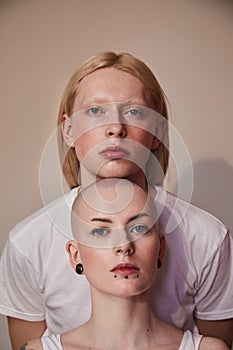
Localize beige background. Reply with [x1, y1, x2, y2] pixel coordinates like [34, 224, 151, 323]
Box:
[0, 1, 233, 349]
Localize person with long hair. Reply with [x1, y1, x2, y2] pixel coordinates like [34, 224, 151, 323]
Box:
[0, 52, 232, 349]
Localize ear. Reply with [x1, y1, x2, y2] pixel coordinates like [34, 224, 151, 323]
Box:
[158, 234, 165, 264]
[61, 114, 75, 147]
[66, 240, 82, 271]
[151, 137, 161, 151]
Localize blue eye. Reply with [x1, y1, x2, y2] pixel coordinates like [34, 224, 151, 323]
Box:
[129, 109, 139, 116]
[87, 107, 101, 116]
[124, 107, 143, 118]
[86, 107, 105, 117]
[131, 224, 149, 235]
[90, 228, 109, 236]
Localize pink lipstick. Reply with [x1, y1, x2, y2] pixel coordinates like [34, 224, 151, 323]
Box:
[99, 146, 129, 159]
[110, 263, 139, 276]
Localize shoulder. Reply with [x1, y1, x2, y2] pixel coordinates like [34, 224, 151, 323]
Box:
[8, 189, 78, 247]
[156, 186, 226, 226]
[1, 190, 78, 272]
[20, 338, 43, 350]
[155, 185, 228, 240]
[200, 336, 229, 350]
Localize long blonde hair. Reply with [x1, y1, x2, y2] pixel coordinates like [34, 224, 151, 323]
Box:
[57, 51, 169, 189]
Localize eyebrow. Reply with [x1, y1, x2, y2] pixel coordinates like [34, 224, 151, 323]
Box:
[90, 213, 149, 225]
[91, 217, 113, 223]
[83, 99, 147, 107]
[127, 213, 149, 224]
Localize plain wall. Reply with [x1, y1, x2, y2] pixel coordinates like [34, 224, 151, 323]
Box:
[0, 1, 233, 349]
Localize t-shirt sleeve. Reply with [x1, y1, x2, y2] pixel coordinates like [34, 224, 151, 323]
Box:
[194, 229, 233, 320]
[0, 237, 45, 321]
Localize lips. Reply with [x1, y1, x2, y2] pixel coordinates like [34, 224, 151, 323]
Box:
[110, 263, 139, 276]
[99, 146, 129, 159]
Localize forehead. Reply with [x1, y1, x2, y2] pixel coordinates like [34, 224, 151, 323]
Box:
[73, 68, 154, 111]
[75, 182, 154, 221]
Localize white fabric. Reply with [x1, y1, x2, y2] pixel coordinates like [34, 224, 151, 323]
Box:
[0, 186, 232, 334]
[179, 330, 203, 349]
[41, 334, 62, 350]
[40, 330, 203, 349]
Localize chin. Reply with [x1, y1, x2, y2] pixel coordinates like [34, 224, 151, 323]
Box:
[97, 161, 144, 180]
[112, 282, 150, 298]
[115, 288, 148, 298]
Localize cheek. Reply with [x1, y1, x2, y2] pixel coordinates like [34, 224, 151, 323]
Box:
[74, 142, 85, 161]
[79, 248, 109, 274]
[139, 237, 160, 267]
[73, 134, 96, 161]
[79, 247, 98, 265]
[141, 242, 160, 288]
[145, 245, 158, 265]
[129, 128, 155, 148]
[71, 117, 104, 143]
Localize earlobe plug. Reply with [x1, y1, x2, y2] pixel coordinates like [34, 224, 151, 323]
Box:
[76, 263, 84, 274]
[157, 259, 161, 269]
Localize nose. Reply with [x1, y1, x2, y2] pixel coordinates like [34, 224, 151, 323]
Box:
[113, 243, 135, 256]
[106, 123, 127, 138]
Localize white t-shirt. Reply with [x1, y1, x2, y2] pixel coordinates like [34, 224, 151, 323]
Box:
[0, 186, 232, 334]
[40, 330, 203, 350]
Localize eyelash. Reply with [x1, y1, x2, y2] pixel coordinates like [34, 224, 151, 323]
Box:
[90, 224, 150, 238]
[124, 108, 142, 117]
[90, 227, 110, 237]
[129, 224, 149, 235]
[86, 107, 104, 116]
[85, 106, 143, 118]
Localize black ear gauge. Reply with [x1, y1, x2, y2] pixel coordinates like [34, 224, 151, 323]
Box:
[76, 263, 84, 275]
[157, 258, 161, 269]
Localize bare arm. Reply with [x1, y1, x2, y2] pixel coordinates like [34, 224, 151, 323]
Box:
[196, 318, 233, 349]
[200, 336, 230, 350]
[7, 317, 46, 350]
[19, 338, 43, 350]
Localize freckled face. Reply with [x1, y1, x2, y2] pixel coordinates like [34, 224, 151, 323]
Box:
[67, 68, 159, 182]
[73, 181, 162, 297]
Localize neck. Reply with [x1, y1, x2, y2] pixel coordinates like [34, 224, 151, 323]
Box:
[82, 288, 160, 349]
[65, 288, 183, 350]
[80, 165, 149, 191]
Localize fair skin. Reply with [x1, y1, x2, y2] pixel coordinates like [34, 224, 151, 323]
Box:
[9, 68, 160, 350]
[11, 68, 233, 349]
[62, 68, 160, 190]
[8, 318, 46, 350]
[23, 180, 228, 350]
